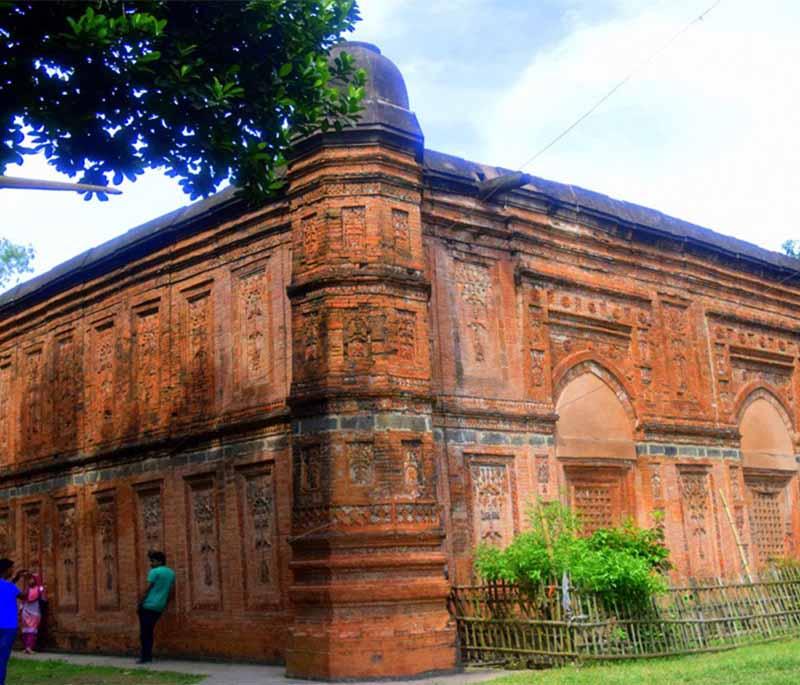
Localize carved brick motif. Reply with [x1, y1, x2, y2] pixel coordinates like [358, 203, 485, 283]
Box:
[679, 470, 711, 571]
[299, 445, 322, 494]
[188, 482, 221, 608]
[343, 310, 373, 364]
[649, 464, 663, 501]
[663, 303, 693, 399]
[342, 206, 367, 253]
[302, 213, 320, 259]
[185, 290, 213, 415]
[393, 309, 416, 362]
[348, 442, 374, 485]
[709, 316, 797, 417]
[455, 261, 491, 365]
[56, 501, 78, 609]
[527, 280, 653, 403]
[536, 454, 549, 496]
[392, 208, 411, 253]
[240, 466, 277, 605]
[402, 441, 424, 498]
[22, 504, 41, 571]
[0, 508, 14, 557]
[93, 322, 116, 441]
[0, 358, 11, 462]
[94, 494, 118, 608]
[22, 347, 44, 450]
[136, 487, 163, 576]
[729, 466, 742, 501]
[54, 334, 80, 447]
[234, 267, 269, 390]
[469, 462, 513, 547]
[302, 310, 324, 365]
[133, 307, 160, 428]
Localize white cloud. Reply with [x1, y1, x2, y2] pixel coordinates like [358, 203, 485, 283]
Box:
[484, 0, 800, 251]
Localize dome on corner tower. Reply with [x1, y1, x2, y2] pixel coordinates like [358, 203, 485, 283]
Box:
[330, 41, 410, 110]
[327, 41, 423, 144]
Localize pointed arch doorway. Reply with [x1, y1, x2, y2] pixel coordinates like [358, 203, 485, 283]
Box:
[555, 362, 637, 533]
[738, 389, 796, 566]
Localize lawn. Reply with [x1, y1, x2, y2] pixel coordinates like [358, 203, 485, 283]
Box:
[6, 658, 203, 684]
[488, 638, 800, 685]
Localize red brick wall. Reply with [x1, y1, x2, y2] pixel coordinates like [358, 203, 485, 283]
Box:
[425, 185, 800, 584]
[0, 142, 799, 671]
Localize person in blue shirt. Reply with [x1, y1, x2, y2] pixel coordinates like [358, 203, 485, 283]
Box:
[137, 550, 175, 664]
[0, 558, 29, 685]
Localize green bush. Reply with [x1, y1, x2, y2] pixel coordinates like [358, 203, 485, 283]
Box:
[474, 501, 671, 608]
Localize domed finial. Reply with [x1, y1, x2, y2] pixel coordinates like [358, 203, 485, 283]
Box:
[328, 41, 422, 144]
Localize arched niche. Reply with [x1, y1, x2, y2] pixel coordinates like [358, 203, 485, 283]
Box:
[555, 366, 636, 533]
[555, 369, 636, 460]
[739, 390, 794, 471]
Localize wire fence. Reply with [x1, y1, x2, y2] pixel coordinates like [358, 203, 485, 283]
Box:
[449, 569, 800, 668]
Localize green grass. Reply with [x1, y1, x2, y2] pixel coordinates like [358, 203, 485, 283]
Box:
[6, 658, 204, 684]
[487, 638, 800, 685]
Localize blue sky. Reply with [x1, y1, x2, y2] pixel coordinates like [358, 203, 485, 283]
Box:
[3, 0, 799, 289]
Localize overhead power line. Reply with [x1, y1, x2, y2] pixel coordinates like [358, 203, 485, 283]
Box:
[518, 0, 725, 171]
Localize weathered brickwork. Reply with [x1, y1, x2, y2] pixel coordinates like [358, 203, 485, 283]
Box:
[0, 41, 799, 679]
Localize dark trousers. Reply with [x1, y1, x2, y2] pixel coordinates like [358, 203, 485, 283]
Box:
[137, 607, 162, 661]
[0, 627, 16, 685]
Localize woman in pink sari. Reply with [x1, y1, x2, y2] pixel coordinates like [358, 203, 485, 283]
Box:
[20, 573, 46, 654]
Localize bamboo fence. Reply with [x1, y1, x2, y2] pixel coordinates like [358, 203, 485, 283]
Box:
[449, 569, 800, 667]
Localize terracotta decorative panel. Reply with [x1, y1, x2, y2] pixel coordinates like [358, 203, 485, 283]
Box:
[0, 356, 11, 463]
[299, 444, 322, 496]
[662, 303, 694, 400]
[649, 463, 663, 501]
[708, 313, 797, 419]
[186, 478, 222, 609]
[94, 492, 119, 609]
[536, 454, 549, 496]
[133, 303, 161, 430]
[468, 459, 514, 547]
[402, 440, 424, 498]
[22, 346, 44, 452]
[301, 309, 324, 367]
[56, 499, 79, 611]
[392, 309, 416, 363]
[341, 206, 367, 253]
[678, 469, 714, 577]
[343, 309, 373, 366]
[90, 319, 116, 443]
[238, 464, 279, 608]
[233, 265, 270, 393]
[392, 208, 411, 254]
[134, 483, 164, 585]
[454, 260, 491, 366]
[302, 213, 320, 260]
[21, 503, 42, 572]
[0, 507, 14, 558]
[348, 442, 374, 486]
[54, 333, 80, 449]
[182, 286, 214, 417]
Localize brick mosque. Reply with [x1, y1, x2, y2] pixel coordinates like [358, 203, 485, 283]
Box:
[1, 41, 799, 679]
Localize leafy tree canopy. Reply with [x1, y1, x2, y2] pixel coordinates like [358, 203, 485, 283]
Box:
[0, 0, 365, 202]
[0, 237, 34, 289]
[782, 240, 800, 259]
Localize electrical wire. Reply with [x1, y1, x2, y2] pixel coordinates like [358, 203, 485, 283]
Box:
[518, 0, 725, 171]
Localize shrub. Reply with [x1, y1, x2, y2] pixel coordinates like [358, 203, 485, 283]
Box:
[474, 500, 670, 608]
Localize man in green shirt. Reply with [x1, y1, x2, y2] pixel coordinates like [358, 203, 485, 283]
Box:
[137, 550, 175, 664]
